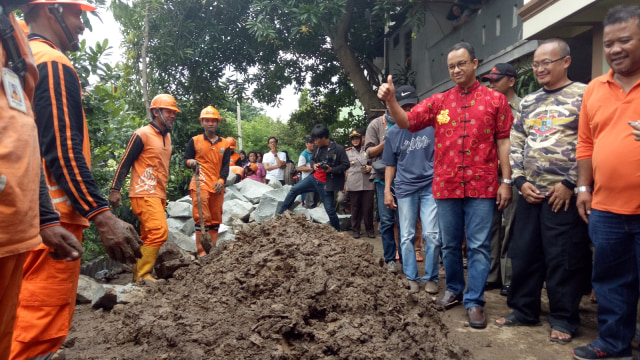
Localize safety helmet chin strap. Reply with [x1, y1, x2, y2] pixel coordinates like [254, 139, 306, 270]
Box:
[47, 4, 79, 52]
[155, 108, 172, 132]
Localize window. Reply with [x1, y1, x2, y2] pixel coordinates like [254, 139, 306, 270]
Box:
[512, 5, 518, 28]
[393, 34, 400, 48]
[482, 25, 486, 45]
[404, 31, 412, 63]
[496, 15, 501, 37]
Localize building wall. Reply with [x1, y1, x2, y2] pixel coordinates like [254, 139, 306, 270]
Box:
[387, 0, 526, 97]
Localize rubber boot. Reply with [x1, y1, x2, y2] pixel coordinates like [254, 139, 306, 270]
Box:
[207, 229, 219, 246]
[195, 231, 206, 257]
[135, 245, 159, 283]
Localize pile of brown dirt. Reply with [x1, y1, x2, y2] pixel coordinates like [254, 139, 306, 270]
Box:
[65, 213, 470, 359]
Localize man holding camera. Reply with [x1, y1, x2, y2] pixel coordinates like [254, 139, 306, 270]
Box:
[278, 124, 349, 231]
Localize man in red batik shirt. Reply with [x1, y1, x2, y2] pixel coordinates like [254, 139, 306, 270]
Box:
[378, 41, 513, 330]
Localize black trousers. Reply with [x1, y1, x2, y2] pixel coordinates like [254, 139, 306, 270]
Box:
[507, 195, 592, 334]
[349, 190, 375, 234]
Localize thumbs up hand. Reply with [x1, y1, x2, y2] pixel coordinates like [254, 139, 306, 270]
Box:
[377, 75, 396, 103]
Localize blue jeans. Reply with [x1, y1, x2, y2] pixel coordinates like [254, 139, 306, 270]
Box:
[436, 198, 495, 308]
[589, 209, 640, 356]
[279, 175, 340, 231]
[376, 182, 398, 263]
[397, 186, 441, 282]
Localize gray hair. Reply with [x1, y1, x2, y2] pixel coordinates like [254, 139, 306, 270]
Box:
[449, 42, 476, 60]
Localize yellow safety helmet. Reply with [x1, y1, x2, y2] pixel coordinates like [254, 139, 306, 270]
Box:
[149, 94, 181, 113]
[199, 106, 220, 120]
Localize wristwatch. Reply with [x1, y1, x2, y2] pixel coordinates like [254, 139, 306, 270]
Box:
[575, 186, 592, 194]
[501, 178, 512, 185]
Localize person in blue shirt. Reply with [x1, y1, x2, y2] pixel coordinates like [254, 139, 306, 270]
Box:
[381, 85, 441, 295]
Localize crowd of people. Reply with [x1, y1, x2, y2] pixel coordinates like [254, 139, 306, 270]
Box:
[1, 0, 639, 359]
[376, 5, 640, 360]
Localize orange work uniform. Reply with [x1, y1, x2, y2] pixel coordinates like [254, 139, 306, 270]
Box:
[11, 35, 111, 360]
[111, 123, 172, 248]
[184, 134, 230, 254]
[229, 152, 240, 166]
[0, 12, 40, 360]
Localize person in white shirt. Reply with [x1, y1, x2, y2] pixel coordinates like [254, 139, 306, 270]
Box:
[263, 136, 287, 185]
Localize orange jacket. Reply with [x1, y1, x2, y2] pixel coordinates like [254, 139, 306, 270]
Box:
[229, 152, 240, 167]
[0, 14, 41, 257]
[110, 123, 172, 199]
[30, 35, 110, 226]
[184, 135, 231, 191]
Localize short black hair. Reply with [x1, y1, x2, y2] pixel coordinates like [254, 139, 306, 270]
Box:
[604, 5, 640, 28]
[310, 124, 330, 140]
[267, 137, 278, 145]
[449, 42, 476, 60]
[248, 151, 257, 158]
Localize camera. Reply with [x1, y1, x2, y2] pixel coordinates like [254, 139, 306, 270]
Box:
[319, 161, 330, 171]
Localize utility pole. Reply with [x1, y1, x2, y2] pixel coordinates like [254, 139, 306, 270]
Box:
[236, 100, 242, 151]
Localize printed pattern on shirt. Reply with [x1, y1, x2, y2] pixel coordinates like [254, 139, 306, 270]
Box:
[510, 82, 585, 193]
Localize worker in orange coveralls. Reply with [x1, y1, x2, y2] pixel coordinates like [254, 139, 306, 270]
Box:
[185, 106, 231, 256]
[0, 1, 83, 358]
[227, 136, 241, 166]
[11, 1, 142, 358]
[109, 94, 180, 282]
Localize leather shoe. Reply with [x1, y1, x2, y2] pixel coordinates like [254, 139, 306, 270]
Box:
[484, 282, 501, 291]
[467, 306, 487, 329]
[352, 232, 360, 239]
[435, 290, 462, 311]
[500, 285, 510, 297]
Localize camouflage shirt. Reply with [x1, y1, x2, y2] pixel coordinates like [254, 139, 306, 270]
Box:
[510, 82, 586, 193]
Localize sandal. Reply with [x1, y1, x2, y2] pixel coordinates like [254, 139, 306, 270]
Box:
[549, 328, 572, 343]
[495, 313, 542, 328]
[415, 250, 424, 262]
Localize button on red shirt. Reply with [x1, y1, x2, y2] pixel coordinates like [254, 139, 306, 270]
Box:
[407, 81, 513, 199]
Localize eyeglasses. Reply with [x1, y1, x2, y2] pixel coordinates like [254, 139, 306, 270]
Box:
[447, 60, 470, 71]
[532, 56, 566, 69]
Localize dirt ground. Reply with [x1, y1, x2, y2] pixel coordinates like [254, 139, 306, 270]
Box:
[64, 214, 634, 360]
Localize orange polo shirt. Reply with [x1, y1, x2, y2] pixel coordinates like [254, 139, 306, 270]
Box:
[576, 70, 640, 214]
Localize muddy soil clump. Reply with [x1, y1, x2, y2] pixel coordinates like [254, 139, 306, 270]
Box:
[65, 213, 470, 359]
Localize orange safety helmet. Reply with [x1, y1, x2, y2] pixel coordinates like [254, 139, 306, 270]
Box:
[199, 106, 220, 120]
[149, 94, 181, 113]
[27, 0, 97, 11]
[227, 137, 237, 150]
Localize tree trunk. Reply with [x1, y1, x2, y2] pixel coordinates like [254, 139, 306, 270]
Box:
[141, 2, 151, 122]
[330, 0, 385, 119]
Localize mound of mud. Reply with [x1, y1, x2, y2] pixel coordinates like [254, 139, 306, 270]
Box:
[66, 213, 470, 359]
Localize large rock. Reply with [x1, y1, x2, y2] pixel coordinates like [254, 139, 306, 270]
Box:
[91, 286, 117, 310]
[77, 275, 102, 304]
[176, 195, 192, 205]
[338, 214, 352, 231]
[167, 228, 197, 253]
[222, 199, 254, 225]
[253, 186, 298, 224]
[154, 242, 192, 279]
[291, 204, 311, 220]
[224, 185, 249, 203]
[167, 217, 195, 236]
[217, 231, 236, 247]
[92, 284, 146, 310]
[267, 178, 282, 189]
[234, 179, 274, 204]
[166, 201, 192, 218]
[308, 204, 330, 225]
